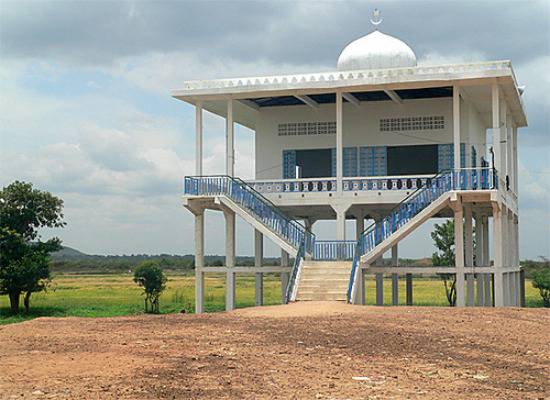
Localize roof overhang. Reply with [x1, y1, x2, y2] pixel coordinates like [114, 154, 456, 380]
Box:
[171, 60, 527, 130]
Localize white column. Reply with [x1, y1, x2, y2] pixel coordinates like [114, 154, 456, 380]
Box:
[492, 203, 504, 307]
[254, 229, 263, 306]
[195, 212, 205, 314]
[195, 101, 203, 175]
[356, 212, 364, 241]
[280, 250, 290, 303]
[336, 90, 343, 192]
[224, 209, 236, 311]
[506, 113, 513, 189]
[513, 125, 518, 193]
[492, 84, 501, 179]
[455, 203, 465, 307]
[453, 85, 461, 169]
[333, 205, 348, 241]
[465, 205, 474, 306]
[482, 216, 491, 306]
[391, 244, 399, 306]
[475, 214, 484, 306]
[226, 99, 234, 176]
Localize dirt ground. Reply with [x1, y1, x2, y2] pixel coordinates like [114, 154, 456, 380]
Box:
[0, 303, 548, 399]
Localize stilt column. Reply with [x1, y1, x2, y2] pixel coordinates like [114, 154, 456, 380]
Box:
[454, 202, 466, 307]
[224, 210, 236, 311]
[391, 245, 399, 306]
[254, 229, 263, 306]
[194, 212, 205, 314]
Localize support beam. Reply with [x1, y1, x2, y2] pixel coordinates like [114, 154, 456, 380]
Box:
[238, 99, 260, 111]
[226, 99, 234, 176]
[492, 84, 501, 177]
[355, 212, 365, 241]
[295, 95, 319, 109]
[224, 209, 236, 311]
[492, 203, 504, 307]
[225, 269, 235, 311]
[384, 89, 402, 104]
[195, 212, 205, 314]
[454, 201, 466, 307]
[280, 250, 290, 303]
[453, 85, 461, 169]
[254, 229, 263, 306]
[406, 274, 413, 306]
[475, 214, 484, 306]
[465, 205, 474, 306]
[391, 245, 399, 306]
[332, 204, 349, 241]
[336, 91, 343, 192]
[376, 273, 384, 306]
[482, 216, 491, 306]
[342, 92, 360, 107]
[195, 101, 203, 176]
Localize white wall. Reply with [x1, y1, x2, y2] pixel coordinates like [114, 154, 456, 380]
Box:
[255, 98, 459, 179]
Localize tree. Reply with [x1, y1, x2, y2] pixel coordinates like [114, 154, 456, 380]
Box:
[532, 268, 550, 307]
[0, 181, 65, 313]
[133, 261, 167, 313]
[431, 220, 457, 306]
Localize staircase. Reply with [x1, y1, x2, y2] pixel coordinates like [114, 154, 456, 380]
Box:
[184, 175, 314, 257]
[296, 261, 352, 301]
[347, 168, 497, 302]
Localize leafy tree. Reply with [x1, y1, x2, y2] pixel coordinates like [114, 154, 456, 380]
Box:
[532, 268, 550, 307]
[431, 220, 457, 306]
[0, 181, 65, 313]
[133, 261, 167, 313]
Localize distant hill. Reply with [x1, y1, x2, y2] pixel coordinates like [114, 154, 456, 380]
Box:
[51, 246, 89, 260]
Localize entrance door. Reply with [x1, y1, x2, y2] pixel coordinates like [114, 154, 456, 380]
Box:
[387, 144, 438, 175]
[295, 149, 332, 178]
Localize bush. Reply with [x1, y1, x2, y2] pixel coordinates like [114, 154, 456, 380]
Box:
[133, 261, 166, 313]
[532, 269, 550, 307]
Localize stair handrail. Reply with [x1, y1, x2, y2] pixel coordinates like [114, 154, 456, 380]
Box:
[184, 175, 316, 253]
[284, 240, 305, 304]
[346, 167, 496, 302]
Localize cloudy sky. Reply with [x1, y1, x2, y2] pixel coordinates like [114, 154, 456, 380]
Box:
[1, 0, 549, 259]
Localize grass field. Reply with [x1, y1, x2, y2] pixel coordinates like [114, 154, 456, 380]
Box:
[0, 273, 544, 325]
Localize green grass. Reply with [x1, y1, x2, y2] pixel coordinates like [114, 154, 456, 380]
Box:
[0, 274, 544, 325]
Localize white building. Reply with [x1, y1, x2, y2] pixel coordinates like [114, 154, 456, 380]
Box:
[174, 13, 526, 311]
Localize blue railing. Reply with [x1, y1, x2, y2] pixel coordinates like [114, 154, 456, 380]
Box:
[313, 240, 356, 260]
[184, 176, 315, 254]
[347, 167, 497, 302]
[285, 240, 305, 304]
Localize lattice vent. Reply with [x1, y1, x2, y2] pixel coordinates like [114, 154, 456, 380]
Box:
[278, 121, 336, 136]
[380, 116, 444, 132]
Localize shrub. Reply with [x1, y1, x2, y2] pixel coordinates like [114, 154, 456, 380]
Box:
[133, 261, 166, 313]
[532, 269, 550, 307]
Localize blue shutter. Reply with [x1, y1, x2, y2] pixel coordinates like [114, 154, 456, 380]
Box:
[343, 147, 358, 177]
[359, 146, 386, 176]
[460, 143, 466, 168]
[438, 144, 453, 172]
[282, 150, 296, 179]
[471, 146, 477, 168]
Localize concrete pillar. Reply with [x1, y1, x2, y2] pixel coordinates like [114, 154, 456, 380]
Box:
[224, 210, 236, 311]
[194, 212, 205, 314]
[356, 212, 365, 241]
[475, 214, 484, 306]
[492, 84, 501, 177]
[281, 250, 290, 303]
[195, 101, 203, 175]
[336, 210, 346, 241]
[406, 274, 413, 306]
[226, 99, 234, 176]
[336, 90, 343, 193]
[492, 203, 505, 307]
[453, 85, 461, 170]
[254, 229, 263, 306]
[376, 273, 384, 306]
[464, 205, 474, 306]
[225, 269, 235, 311]
[454, 203, 466, 307]
[391, 245, 399, 306]
[482, 216, 492, 306]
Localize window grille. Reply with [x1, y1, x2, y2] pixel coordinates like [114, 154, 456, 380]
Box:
[278, 121, 336, 136]
[380, 116, 445, 132]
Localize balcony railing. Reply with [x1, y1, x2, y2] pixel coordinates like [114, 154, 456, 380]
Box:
[249, 169, 497, 194]
[313, 240, 356, 260]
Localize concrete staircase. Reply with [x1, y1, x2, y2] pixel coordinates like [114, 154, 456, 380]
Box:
[296, 261, 352, 301]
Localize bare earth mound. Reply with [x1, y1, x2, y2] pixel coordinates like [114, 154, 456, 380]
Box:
[0, 303, 548, 399]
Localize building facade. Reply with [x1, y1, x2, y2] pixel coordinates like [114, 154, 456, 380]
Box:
[174, 15, 526, 311]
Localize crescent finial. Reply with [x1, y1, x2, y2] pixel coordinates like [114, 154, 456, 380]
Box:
[370, 9, 382, 28]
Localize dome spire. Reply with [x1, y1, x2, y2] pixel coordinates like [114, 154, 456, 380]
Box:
[370, 9, 382, 30]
